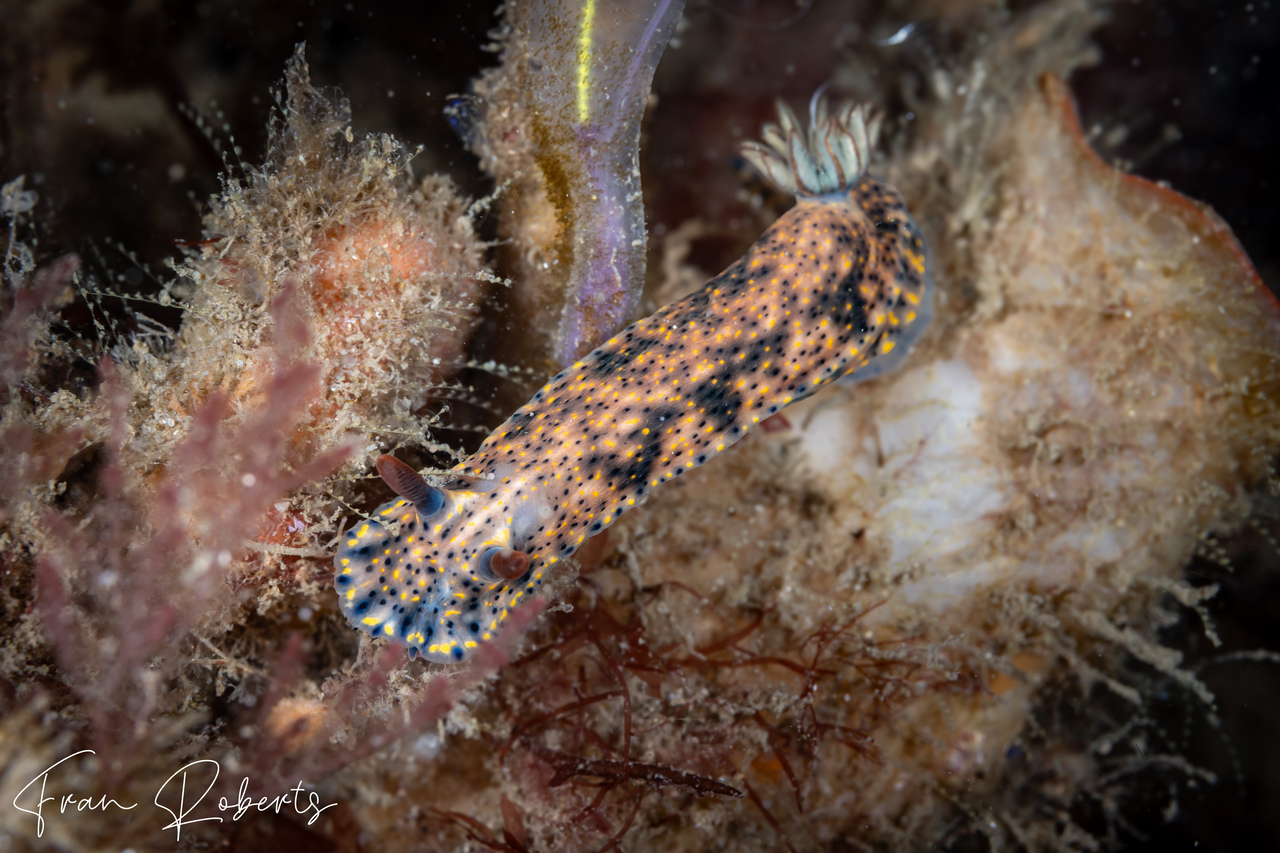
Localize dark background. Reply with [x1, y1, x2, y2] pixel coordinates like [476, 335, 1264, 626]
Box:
[1, 1, 1276, 849]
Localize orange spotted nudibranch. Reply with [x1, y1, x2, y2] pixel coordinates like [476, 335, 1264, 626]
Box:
[334, 96, 934, 663]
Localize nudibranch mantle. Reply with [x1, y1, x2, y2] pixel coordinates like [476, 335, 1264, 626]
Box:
[334, 96, 934, 663]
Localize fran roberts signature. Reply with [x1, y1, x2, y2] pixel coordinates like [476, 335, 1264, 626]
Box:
[10, 750, 337, 841]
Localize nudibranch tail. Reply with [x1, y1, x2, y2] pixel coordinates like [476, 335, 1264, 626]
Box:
[334, 91, 932, 665]
[742, 96, 883, 198]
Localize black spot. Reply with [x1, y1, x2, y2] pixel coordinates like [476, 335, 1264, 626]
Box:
[693, 365, 747, 433]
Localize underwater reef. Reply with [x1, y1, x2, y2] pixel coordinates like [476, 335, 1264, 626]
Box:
[1, 1, 1279, 851]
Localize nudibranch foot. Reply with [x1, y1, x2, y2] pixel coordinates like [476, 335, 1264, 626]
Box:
[334, 93, 933, 664]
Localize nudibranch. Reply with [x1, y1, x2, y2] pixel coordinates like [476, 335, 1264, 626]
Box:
[334, 96, 934, 663]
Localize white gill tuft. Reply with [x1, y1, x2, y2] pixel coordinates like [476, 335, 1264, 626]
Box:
[741, 95, 882, 198]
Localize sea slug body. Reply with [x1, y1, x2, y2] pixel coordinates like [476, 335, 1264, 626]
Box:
[334, 97, 934, 663]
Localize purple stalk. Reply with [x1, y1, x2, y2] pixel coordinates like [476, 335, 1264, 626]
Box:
[513, 0, 686, 366]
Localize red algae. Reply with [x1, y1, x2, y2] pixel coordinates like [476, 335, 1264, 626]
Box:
[0, 47, 495, 852]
